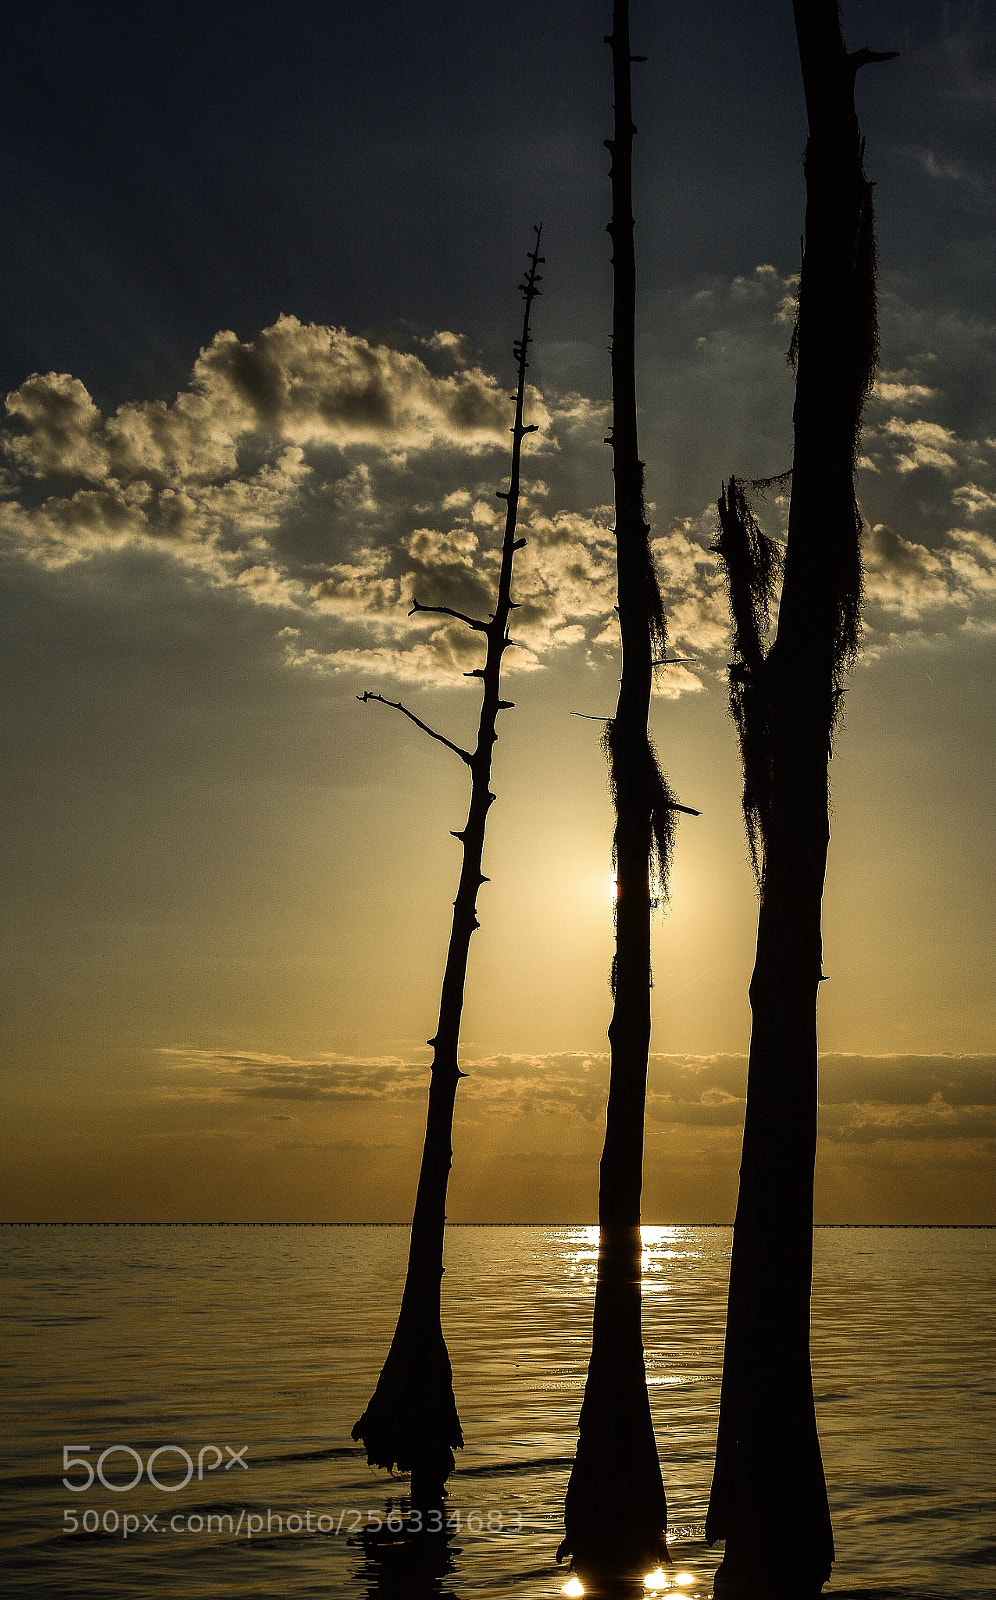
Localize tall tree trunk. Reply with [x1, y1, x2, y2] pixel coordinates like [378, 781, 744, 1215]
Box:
[352, 234, 544, 1508]
[559, 2, 693, 1580]
[706, 7, 893, 1595]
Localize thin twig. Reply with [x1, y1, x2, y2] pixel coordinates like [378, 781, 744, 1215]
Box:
[356, 692, 473, 765]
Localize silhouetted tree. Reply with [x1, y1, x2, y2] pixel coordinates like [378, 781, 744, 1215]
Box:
[706, 7, 895, 1595]
[558, 3, 696, 1583]
[351, 231, 544, 1508]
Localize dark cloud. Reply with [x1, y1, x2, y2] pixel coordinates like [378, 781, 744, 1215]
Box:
[159, 1048, 428, 1103]
[818, 1053, 996, 1107]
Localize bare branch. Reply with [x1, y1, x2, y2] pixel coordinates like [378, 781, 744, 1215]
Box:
[848, 47, 899, 74]
[356, 692, 473, 765]
[409, 597, 490, 632]
[663, 799, 701, 817]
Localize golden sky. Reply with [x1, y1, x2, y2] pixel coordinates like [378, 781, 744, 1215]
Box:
[1, 4, 994, 1222]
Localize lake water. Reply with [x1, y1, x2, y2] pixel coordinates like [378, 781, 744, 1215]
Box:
[1, 1225, 992, 1598]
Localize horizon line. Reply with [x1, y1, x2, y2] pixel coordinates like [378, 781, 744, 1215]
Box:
[2, 1220, 993, 1229]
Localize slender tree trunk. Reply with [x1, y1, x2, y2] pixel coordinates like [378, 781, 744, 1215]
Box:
[352, 234, 544, 1508]
[706, 752, 833, 1596]
[707, 7, 893, 1595]
[559, 2, 683, 1579]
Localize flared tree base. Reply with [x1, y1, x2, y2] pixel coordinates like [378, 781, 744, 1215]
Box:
[559, 1220, 669, 1584]
[352, 1309, 462, 1510]
[557, 1391, 669, 1580]
[711, 1546, 830, 1599]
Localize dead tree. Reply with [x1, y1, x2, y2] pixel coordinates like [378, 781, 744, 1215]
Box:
[351, 231, 544, 1508]
[558, 2, 697, 1581]
[706, 7, 895, 1595]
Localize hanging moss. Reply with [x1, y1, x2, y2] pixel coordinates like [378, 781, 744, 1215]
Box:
[602, 719, 677, 993]
[714, 477, 782, 883]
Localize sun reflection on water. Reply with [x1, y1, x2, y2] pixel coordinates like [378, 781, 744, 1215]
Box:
[559, 1567, 702, 1598]
[569, 1226, 688, 1256]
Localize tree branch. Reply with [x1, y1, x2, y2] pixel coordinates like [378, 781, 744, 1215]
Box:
[409, 597, 491, 632]
[848, 47, 899, 75]
[356, 692, 473, 765]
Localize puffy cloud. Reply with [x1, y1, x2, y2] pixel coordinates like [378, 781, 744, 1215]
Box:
[188, 316, 524, 452]
[4, 372, 109, 480]
[863, 520, 996, 626]
[284, 625, 512, 688]
[953, 481, 996, 518]
[279, 487, 724, 686]
[3, 317, 527, 498]
[513, 507, 616, 646]
[653, 518, 728, 667]
[4, 279, 994, 688]
[0, 445, 313, 583]
[882, 416, 960, 474]
[863, 523, 950, 616]
[4, 320, 524, 491]
[0, 480, 151, 568]
[310, 547, 403, 623]
[421, 330, 478, 369]
[1, 320, 655, 689]
[872, 372, 938, 409]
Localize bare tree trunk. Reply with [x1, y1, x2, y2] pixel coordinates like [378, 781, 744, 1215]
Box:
[352, 233, 544, 1509]
[706, 7, 894, 1595]
[559, 2, 695, 1580]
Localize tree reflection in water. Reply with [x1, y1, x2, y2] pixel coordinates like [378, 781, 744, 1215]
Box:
[349, 1505, 460, 1600]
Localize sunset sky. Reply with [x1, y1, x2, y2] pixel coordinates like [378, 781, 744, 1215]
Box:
[2, 1, 993, 1223]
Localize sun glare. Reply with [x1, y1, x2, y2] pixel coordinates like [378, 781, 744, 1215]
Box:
[561, 1580, 584, 1598]
[640, 1573, 696, 1595]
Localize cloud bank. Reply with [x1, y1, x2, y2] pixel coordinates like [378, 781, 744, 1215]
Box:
[159, 1046, 996, 1148]
[4, 275, 995, 696]
[2, 318, 644, 687]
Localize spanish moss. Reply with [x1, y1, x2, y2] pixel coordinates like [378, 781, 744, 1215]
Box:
[602, 718, 678, 912]
[714, 477, 781, 883]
